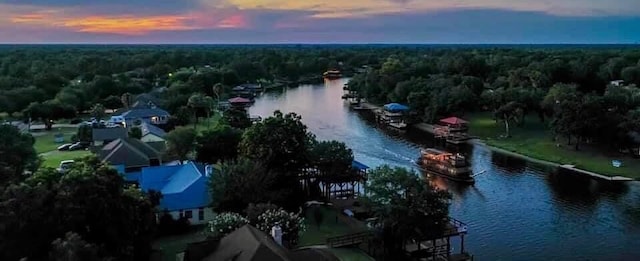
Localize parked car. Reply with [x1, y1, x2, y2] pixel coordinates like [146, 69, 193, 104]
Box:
[57, 143, 73, 151]
[57, 160, 75, 173]
[69, 141, 90, 151]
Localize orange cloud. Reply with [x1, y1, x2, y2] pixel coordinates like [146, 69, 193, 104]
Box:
[62, 16, 197, 35]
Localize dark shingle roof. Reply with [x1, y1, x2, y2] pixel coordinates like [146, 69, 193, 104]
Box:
[202, 225, 291, 261]
[120, 107, 170, 119]
[92, 127, 128, 142]
[100, 138, 161, 168]
[140, 122, 166, 138]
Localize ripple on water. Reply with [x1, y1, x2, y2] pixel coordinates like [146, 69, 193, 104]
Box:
[249, 79, 640, 260]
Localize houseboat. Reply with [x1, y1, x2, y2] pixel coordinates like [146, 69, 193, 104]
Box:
[376, 103, 409, 130]
[416, 148, 474, 183]
[323, 70, 342, 79]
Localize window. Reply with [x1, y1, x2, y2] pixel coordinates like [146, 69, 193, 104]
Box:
[151, 116, 159, 124]
[198, 208, 204, 221]
[184, 210, 193, 219]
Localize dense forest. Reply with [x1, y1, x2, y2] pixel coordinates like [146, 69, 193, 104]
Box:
[2, 45, 638, 151]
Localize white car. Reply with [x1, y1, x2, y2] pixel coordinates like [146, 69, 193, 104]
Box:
[57, 160, 75, 173]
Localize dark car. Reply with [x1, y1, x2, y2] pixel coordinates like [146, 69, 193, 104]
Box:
[69, 142, 90, 151]
[57, 143, 73, 151]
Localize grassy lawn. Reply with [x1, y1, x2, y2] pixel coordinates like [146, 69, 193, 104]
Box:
[41, 150, 93, 168]
[299, 206, 365, 246]
[32, 127, 78, 153]
[152, 226, 207, 261]
[193, 113, 223, 133]
[468, 112, 640, 179]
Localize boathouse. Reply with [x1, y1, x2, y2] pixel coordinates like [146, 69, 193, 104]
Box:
[434, 117, 471, 144]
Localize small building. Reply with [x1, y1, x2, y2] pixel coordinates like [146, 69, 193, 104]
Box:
[139, 122, 166, 143]
[610, 80, 625, 87]
[228, 97, 253, 108]
[99, 138, 163, 173]
[377, 103, 409, 129]
[435, 117, 470, 144]
[139, 162, 215, 225]
[92, 127, 128, 146]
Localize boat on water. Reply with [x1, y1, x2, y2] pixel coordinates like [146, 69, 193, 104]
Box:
[416, 148, 474, 183]
[323, 70, 342, 79]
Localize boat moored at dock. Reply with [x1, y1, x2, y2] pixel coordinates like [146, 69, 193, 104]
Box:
[417, 148, 474, 183]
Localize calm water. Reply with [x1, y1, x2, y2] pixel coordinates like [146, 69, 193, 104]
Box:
[249, 79, 640, 260]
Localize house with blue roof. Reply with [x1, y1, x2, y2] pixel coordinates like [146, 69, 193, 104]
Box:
[118, 102, 170, 126]
[139, 162, 215, 225]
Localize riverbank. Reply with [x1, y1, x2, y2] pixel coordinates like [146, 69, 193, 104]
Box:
[433, 112, 639, 180]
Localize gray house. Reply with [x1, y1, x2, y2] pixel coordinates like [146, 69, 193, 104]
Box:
[92, 127, 128, 146]
[118, 103, 170, 126]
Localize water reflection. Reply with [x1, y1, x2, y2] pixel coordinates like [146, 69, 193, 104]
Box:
[490, 153, 527, 174]
[249, 78, 640, 260]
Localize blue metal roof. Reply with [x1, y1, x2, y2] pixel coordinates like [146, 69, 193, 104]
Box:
[352, 160, 369, 171]
[139, 162, 212, 211]
[383, 103, 409, 112]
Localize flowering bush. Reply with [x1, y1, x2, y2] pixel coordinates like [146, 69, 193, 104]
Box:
[208, 212, 249, 238]
[256, 209, 306, 245]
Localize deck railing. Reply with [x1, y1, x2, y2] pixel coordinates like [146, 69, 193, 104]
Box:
[326, 231, 372, 248]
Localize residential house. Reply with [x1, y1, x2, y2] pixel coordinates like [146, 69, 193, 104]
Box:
[92, 127, 128, 146]
[139, 122, 166, 143]
[118, 102, 170, 126]
[139, 162, 215, 225]
[181, 225, 339, 261]
[99, 138, 162, 173]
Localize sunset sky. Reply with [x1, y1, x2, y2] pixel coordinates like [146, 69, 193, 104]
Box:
[1, 0, 639, 43]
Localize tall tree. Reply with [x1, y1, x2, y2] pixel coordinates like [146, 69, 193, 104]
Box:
[187, 93, 212, 125]
[239, 110, 315, 174]
[103, 95, 123, 111]
[196, 124, 242, 164]
[363, 166, 450, 254]
[90, 103, 106, 121]
[165, 126, 197, 163]
[0, 124, 38, 184]
[0, 156, 157, 260]
[494, 101, 525, 138]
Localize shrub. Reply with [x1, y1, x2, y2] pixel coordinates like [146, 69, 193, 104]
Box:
[208, 212, 249, 239]
[256, 209, 306, 246]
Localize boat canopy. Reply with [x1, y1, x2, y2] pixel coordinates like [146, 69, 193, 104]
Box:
[383, 103, 409, 112]
[228, 97, 252, 103]
[440, 117, 468, 125]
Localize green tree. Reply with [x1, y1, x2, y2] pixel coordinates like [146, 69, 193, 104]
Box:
[363, 165, 450, 254]
[23, 100, 76, 130]
[49, 232, 103, 261]
[0, 124, 38, 184]
[103, 95, 123, 111]
[90, 103, 106, 121]
[165, 126, 197, 163]
[223, 107, 251, 129]
[0, 156, 157, 260]
[210, 158, 283, 213]
[187, 93, 212, 125]
[239, 110, 315, 174]
[129, 127, 142, 139]
[76, 123, 93, 142]
[494, 101, 524, 138]
[196, 124, 242, 164]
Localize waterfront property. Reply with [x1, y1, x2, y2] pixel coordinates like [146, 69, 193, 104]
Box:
[228, 97, 253, 109]
[434, 117, 471, 144]
[140, 162, 215, 226]
[323, 69, 342, 80]
[376, 103, 409, 130]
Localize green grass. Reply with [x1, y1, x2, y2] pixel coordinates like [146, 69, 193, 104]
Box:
[41, 150, 93, 168]
[468, 112, 640, 179]
[299, 206, 368, 247]
[328, 248, 376, 261]
[32, 127, 78, 153]
[193, 113, 223, 133]
[152, 226, 207, 261]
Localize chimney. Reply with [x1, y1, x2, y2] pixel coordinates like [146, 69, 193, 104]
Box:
[271, 226, 282, 246]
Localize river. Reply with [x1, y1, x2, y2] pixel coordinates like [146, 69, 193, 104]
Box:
[248, 78, 640, 260]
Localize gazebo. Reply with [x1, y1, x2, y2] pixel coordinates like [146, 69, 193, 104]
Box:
[439, 117, 468, 131]
[228, 97, 252, 108]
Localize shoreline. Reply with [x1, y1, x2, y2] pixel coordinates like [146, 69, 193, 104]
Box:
[411, 123, 635, 182]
